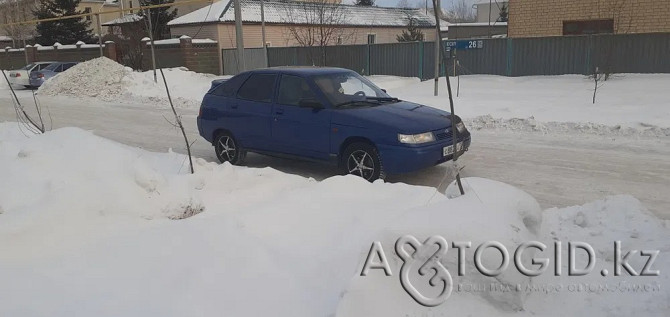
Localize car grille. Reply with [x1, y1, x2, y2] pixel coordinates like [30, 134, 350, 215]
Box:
[435, 130, 453, 140]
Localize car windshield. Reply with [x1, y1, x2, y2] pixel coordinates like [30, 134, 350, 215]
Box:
[313, 71, 394, 107]
[20, 63, 36, 70]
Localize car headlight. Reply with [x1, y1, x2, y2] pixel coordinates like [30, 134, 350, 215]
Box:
[456, 121, 466, 133]
[398, 132, 435, 144]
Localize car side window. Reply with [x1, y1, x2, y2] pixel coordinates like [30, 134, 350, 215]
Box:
[62, 63, 76, 71]
[278, 75, 316, 107]
[55, 65, 64, 72]
[237, 74, 277, 103]
[212, 73, 248, 97]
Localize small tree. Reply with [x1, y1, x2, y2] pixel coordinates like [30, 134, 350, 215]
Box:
[138, 0, 178, 40]
[498, 3, 509, 22]
[396, 16, 424, 42]
[444, 0, 475, 23]
[33, 0, 94, 45]
[355, 0, 375, 6]
[1, 0, 37, 47]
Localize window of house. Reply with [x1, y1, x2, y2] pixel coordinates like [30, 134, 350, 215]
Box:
[563, 19, 614, 35]
[278, 75, 316, 107]
[84, 7, 91, 21]
[367, 34, 376, 44]
[129, 1, 133, 14]
[337, 36, 343, 45]
[237, 74, 277, 103]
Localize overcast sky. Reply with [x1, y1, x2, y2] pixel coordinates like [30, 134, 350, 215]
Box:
[343, 0, 481, 11]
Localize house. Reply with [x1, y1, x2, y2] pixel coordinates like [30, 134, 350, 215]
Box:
[167, 0, 437, 49]
[444, 22, 507, 39]
[508, 0, 670, 37]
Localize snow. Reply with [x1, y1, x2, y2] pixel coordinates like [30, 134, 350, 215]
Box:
[149, 38, 217, 45]
[169, 0, 436, 27]
[38, 57, 226, 108]
[0, 124, 667, 316]
[369, 74, 670, 132]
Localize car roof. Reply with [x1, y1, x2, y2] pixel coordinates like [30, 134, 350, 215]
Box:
[250, 67, 355, 76]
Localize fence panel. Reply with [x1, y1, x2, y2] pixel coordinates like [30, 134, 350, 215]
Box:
[222, 47, 267, 75]
[370, 42, 421, 77]
[449, 38, 508, 76]
[510, 36, 590, 76]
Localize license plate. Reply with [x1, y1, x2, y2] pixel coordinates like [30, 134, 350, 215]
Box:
[443, 142, 464, 156]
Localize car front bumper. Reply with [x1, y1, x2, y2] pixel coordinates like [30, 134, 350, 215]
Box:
[377, 136, 471, 175]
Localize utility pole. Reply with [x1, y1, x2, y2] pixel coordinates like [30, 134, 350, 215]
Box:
[261, 0, 267, 67]
[96, 14, 103, 57]
[488, 0, 492, 38]
[146, 8, 158, 83]
[234, 0, 245, 72]
[433, 0, 440, 96]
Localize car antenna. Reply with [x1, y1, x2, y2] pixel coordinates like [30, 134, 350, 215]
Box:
[431, 0, 465, 196]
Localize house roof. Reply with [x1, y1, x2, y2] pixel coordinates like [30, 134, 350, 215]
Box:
[101, 14, 143, 26]
[168, 0, 436, 28]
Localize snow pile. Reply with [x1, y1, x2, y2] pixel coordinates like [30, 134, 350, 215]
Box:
[39, 57, 132, 101]
[467, 115, 670, 137]
[38, 57, 223, 108]
[0, 123, 667, 316]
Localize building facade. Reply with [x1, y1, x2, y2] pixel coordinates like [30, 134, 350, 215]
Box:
[168, 0, 437, 49]
[509, 0, 670, 37]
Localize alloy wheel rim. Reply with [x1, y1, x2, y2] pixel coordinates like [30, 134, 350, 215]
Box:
[217, 136, 236, 162]
[347, 150, 375, 180]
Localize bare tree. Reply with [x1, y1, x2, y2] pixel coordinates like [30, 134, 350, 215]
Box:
[280, 0, 354, 65]
[444, 0, 476, 23]
[0, 0, 38, 48]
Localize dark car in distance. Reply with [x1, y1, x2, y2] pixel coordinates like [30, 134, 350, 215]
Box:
[197, 67, 471, 181]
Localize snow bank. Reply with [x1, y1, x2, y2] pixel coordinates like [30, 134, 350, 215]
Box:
[0, 123, 667, 316]
[368, 74, 670, 132]
[38, 57, 224, 108]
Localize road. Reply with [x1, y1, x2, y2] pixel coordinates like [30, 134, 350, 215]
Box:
[2, 91, 669, 219]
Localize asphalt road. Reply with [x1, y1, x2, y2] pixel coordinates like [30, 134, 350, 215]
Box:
[2, 91, 669, 219]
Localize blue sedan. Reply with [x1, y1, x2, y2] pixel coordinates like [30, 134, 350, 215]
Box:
[197, 67, 471, 181]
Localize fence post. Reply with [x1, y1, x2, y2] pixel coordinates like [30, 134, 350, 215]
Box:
[418, 41, 424, 79]
[103, 41, 117, 61]
[366, 43, 371, 76]
[506, 38, 513, 76]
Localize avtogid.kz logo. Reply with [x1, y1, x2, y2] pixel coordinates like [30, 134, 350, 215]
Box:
[360, 235, 661, 307]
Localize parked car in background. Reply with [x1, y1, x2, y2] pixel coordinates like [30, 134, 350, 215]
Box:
[197, 67, 471, 181]
[29, 62, 78, 88]
[7, 62, 55, 88]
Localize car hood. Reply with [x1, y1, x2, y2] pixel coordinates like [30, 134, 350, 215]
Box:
[331, 101, 453, 134]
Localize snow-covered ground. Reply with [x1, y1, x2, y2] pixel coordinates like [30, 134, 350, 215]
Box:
[1, 62, 668, 315]
[0, 124, 667, 316]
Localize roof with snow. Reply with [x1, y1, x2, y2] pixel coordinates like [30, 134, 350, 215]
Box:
[102, 14, 143, 26]
[168, 0, 436, 27]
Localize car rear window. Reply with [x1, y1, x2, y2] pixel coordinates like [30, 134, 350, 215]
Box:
[237, 73, 277, 103]
[211, 73, 249, 97]
[43, 63, 60, 71]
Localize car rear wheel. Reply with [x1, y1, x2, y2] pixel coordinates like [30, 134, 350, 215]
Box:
[342, 142, 384, 182]
[214, 132, 246, 165]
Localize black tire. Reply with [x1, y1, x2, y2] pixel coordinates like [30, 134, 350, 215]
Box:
[341, 142, 385, 182]
[214, 132, 246, 165]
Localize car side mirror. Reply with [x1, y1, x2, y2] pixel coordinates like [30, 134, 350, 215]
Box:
[381, 89, 387, 93]
[299, 99, 324, 109]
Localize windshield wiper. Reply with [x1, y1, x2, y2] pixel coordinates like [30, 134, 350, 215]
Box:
[335, 100, 381, 108]
[366, 96, 400, 103]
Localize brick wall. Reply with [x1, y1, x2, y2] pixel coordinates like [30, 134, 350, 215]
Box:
[142, 38, 221, 75]
[509, 0, 670, 37]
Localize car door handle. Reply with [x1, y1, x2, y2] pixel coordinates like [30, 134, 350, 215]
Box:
[275, 109, 284, 115]
[231, 104, 238, 109]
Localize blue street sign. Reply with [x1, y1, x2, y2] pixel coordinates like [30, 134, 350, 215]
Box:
[445, 40, 484, 51]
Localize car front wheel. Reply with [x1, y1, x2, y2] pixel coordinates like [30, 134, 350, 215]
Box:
[214, 132, 246, 165]
[342, 142, 384, 181]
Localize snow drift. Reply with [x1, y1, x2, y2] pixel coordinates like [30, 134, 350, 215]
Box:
[0, 123, 667, 316]
[37, 57, 224, 108]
